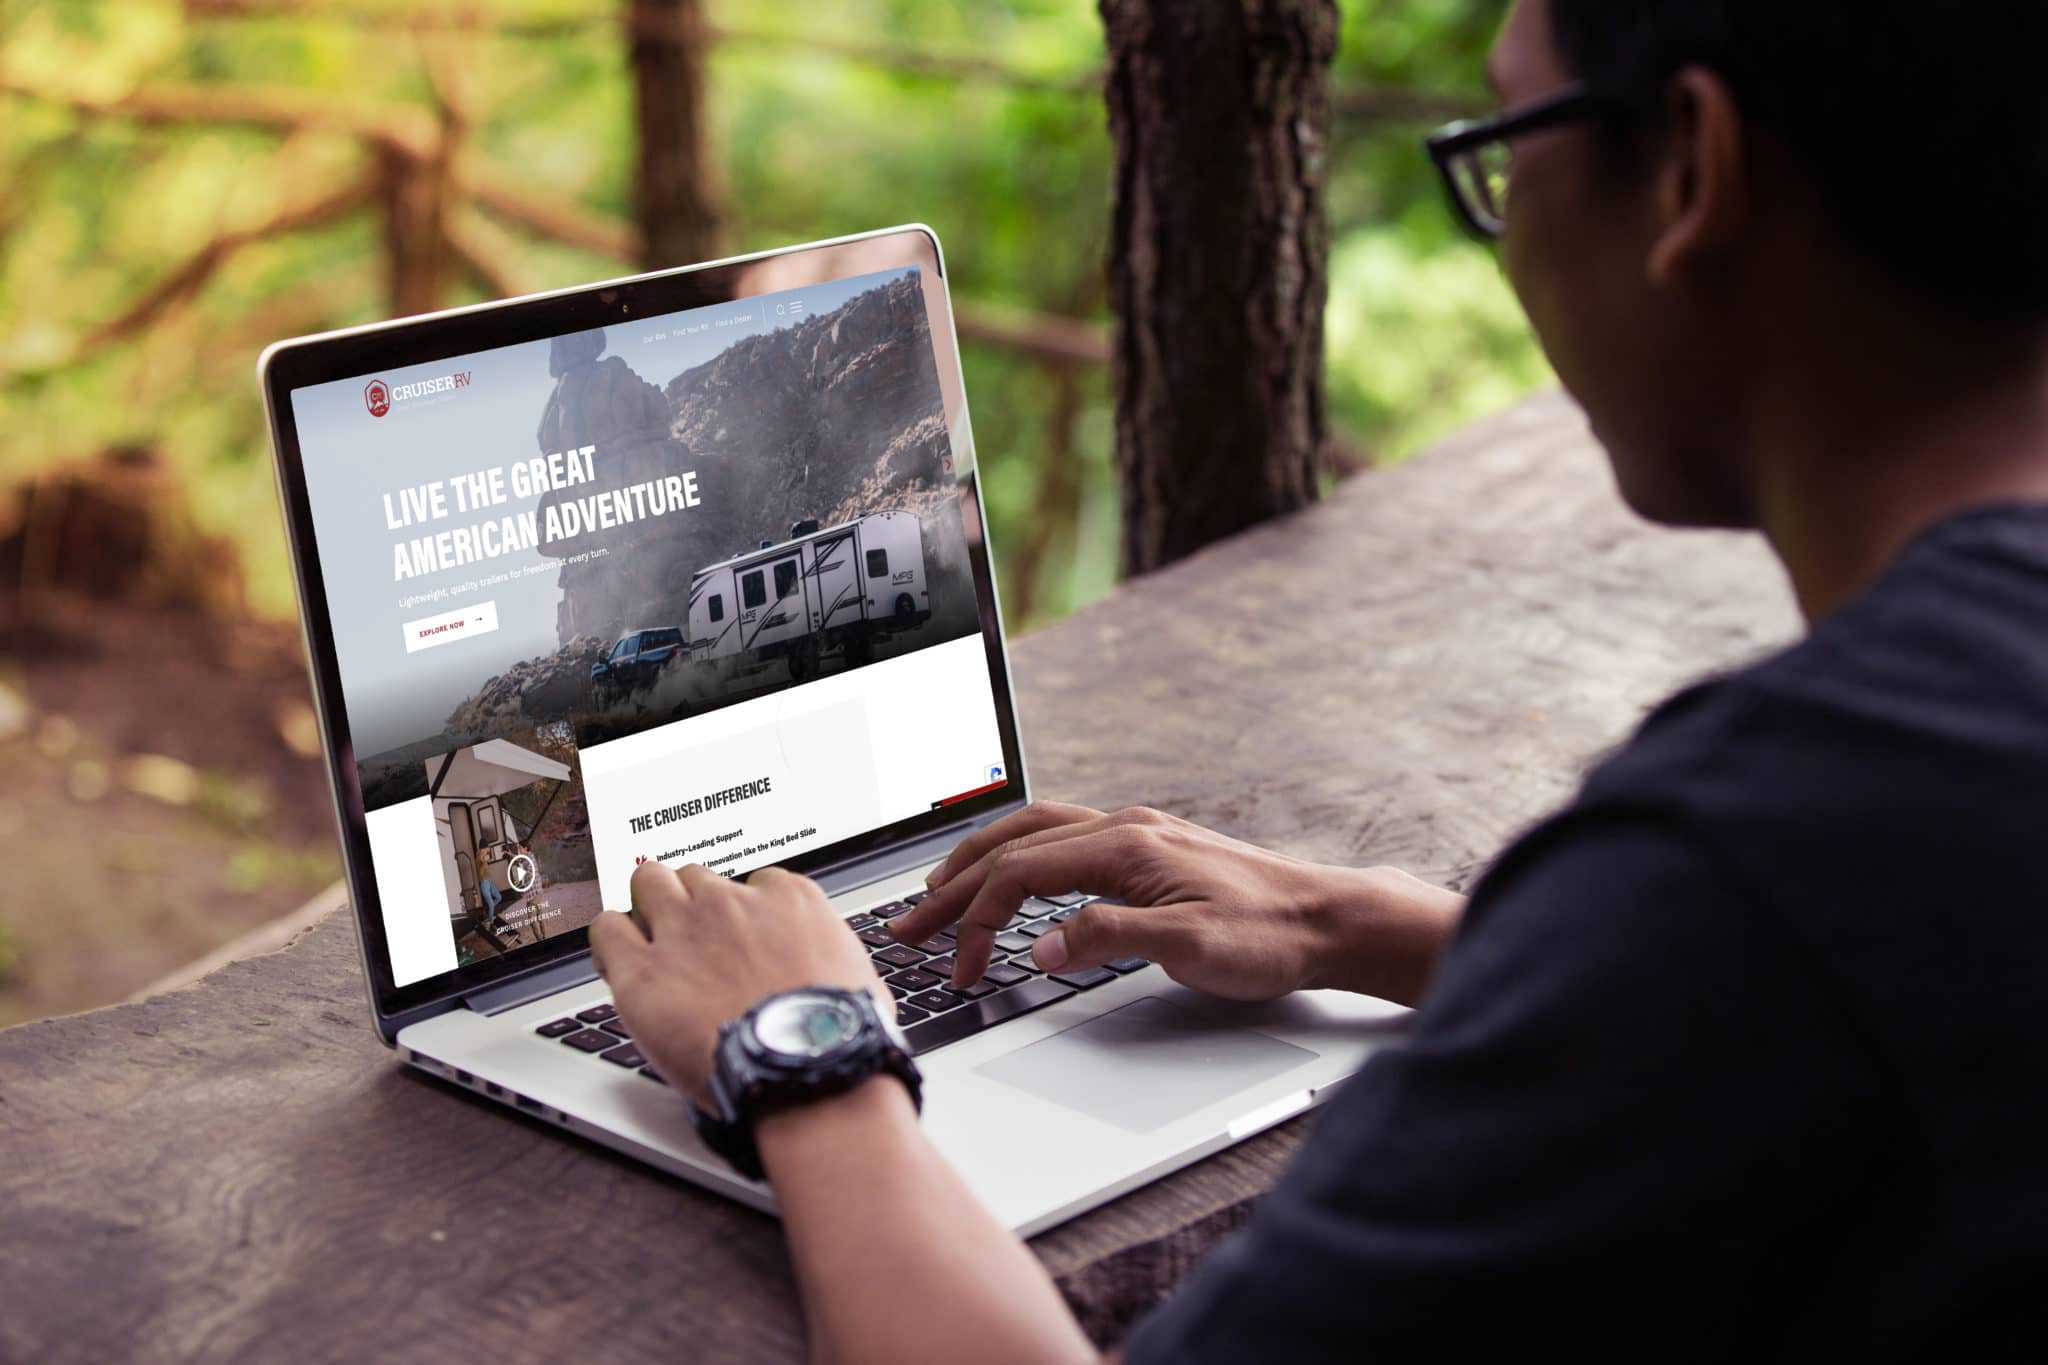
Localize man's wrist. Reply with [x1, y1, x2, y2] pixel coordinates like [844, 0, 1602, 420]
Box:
[755, 1071, 922, 1176]
[1301, 866, 1465, 1007]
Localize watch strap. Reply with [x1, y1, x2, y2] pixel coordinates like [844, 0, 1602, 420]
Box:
[690, 989, 921, 1182]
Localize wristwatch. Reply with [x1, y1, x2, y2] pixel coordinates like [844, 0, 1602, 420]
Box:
[691, 986, 923, 1181]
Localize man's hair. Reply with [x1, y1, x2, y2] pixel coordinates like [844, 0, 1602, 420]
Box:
[1548, 2, 2048, 322]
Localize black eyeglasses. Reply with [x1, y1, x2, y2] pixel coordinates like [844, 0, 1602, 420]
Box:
[1426, 85, 1630, 241]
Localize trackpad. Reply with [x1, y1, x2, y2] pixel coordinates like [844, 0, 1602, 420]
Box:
[974, 996, 1319, 1134]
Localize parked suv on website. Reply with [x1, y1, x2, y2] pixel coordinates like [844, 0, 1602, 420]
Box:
[590, 627, 686, 705]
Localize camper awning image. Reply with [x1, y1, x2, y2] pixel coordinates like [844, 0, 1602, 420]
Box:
[431, 738, 570, 799]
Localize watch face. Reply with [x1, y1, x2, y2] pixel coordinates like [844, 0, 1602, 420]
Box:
[752, 991, 865, 1061]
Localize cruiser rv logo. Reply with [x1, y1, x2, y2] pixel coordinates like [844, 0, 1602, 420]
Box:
[365, 370, 473, 418]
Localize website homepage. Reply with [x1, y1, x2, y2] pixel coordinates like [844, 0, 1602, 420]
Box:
[291, 267, 1010, 988]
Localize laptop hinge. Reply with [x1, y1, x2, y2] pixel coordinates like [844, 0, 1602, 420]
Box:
[465, 956, 600, 1017]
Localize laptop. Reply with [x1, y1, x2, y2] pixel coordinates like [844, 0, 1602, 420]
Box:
[258, 225, 1406, 1235]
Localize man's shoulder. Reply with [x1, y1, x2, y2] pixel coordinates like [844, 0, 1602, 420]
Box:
[1588, 507, 2048, 827]
[1528, 507, 2048, 1159]
[1551, 509, 2048, 1035]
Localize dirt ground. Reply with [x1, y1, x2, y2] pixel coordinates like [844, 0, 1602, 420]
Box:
[0, 594, 341, 1028]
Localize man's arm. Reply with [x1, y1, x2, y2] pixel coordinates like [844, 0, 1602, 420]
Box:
[756, 1080, 1100, 1365]
[592, 863, 1102, 1365]
[892, 802, 1467, 1007]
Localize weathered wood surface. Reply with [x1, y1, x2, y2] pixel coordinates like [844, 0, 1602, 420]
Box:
[0, 392, 1800, 1364]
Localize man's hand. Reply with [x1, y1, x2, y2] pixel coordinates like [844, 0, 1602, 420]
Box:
[590, 861, 889, 1101]
[891, 802, 1465, 1009]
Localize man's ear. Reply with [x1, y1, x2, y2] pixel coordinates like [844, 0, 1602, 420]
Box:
[1647, 66, 1749, 287]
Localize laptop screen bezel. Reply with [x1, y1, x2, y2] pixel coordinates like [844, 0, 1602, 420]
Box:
[260, 226, 1031, 1027]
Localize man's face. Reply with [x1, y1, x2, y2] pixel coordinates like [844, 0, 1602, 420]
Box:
[1489, 0, 1752, 528]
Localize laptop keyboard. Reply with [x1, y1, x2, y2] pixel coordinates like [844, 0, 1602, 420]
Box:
[531, 890, 1149, 1081]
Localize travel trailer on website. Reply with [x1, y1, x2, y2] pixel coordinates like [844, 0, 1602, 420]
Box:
[290, 268, 1009, 988]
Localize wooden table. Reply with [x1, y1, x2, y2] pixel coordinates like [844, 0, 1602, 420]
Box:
[0, 393, 1800, 1364]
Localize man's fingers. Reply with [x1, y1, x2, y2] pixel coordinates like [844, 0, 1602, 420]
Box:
[946, 830, 1142, 987]
[629, 860, 694, 934]
[1033, 900, 1198, 974]
[899, 806, 1156, 943]
[898, 818, 1099, 942]
[924, 801, 1100, 891]
[588, 909, 651, 985]
[675, 862, 734, 903]
[746, 864, 813, 901]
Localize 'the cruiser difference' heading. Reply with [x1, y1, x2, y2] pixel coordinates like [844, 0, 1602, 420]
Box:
[379, 445, 702, 582]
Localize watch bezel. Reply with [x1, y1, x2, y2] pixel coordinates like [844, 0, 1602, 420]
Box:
[741, 989, 873, 1069]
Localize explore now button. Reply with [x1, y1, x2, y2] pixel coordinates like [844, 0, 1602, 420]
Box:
[403, 600, 499, 655]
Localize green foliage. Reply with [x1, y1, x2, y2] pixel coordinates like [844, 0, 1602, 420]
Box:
[1328, 230, 1550, 462]
[0, 0, 1543, 631]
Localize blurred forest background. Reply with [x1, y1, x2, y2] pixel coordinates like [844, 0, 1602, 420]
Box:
[0, 0, 1543, 1026]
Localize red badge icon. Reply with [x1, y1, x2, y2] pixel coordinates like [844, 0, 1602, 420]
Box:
[364, 379, 391, 418]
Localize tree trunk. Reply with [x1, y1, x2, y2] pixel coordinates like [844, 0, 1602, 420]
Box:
[630, 0, 719, 270]
[1100, 0, 1336, 576]
[374, 143, 454, 318]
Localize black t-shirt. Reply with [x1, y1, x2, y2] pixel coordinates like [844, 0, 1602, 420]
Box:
[1126, 505, 2048, 1362]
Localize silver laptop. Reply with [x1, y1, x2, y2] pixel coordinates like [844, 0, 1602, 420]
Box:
[258, 225, 1404, 1235]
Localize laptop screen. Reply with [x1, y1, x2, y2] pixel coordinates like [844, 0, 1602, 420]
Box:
[287, 264, 1011, 990]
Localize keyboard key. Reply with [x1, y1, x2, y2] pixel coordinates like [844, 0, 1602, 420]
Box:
[845, 913, 879, 932]
[600, 1018, 632, 1039]
[900, 936, 950, 955]
[992, 932, 1035, 955]
[575, 1004, 617, 1023]
[1106, 958, 1151, 974]
[886, 968, 942, 993]
[858, 928, 897, 950]
[871, 900, 914, 919]
[902, 978, 1077, 1056]
[1017, 920, 1055, 939]
[904, 890, 930, 905]
[601, 1042, 647, 1067]
[1049, 908, 1077, 923]
[872, 944, 926, 970]
[1042, 892, 1092, 907]
[934, 926, 959, 943]
[896, 1003, 930, 1026]
[983, 962, 1033, 987]
[906, 989, 965, 1014]
[1051, 967, 1117, 990]
[923, 953, 957, 978]
[952, 979, 999, 1000]
[640, 1067, 668, 1085]
[536, 1017, 580, 1038]
[1020, 897, 1065, 918]
[561, 1028, 615, 1053]
[888, 982, 909, 999]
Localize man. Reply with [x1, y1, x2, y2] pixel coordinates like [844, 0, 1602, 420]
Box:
[590, 1, 2048, 1358]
